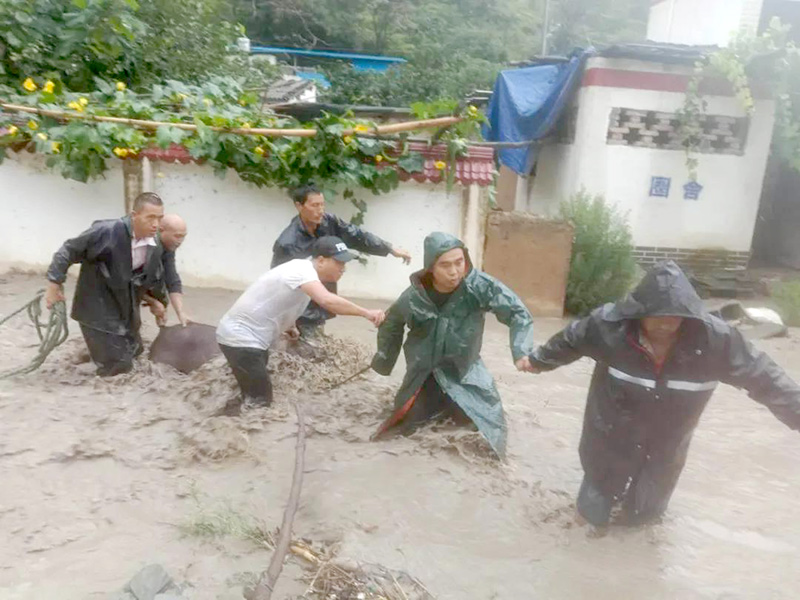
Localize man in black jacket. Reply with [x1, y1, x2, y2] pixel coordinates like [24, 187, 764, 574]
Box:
[45, 192, 167, 376]
[520, 261, 800, 526]
[271, 183, 412, 333]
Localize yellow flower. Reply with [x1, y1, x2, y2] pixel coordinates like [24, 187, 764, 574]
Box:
[67, 101, 84, 113]
[467, 105, 479, 116]
[254, 146, 265, 156]
[78, 97, 88, 107]
[116, 81, 126, 91]
[203, 98, 212, 106]
[27, 120, 38, 130]
[354, 124, 370, 133]
[343, 136, 353, 145]
[241, 122, 252, 129]
[36, 132, 47, 141]
[434, 160, 446, 170]
[375, 154, 384, 163]
[23, 78, 37, 92]
[43, 80, 55, 94]
[51, 141, 61, 154]
[239, 99, 247, 106]
[113, 147, 129, 158]
[7, 125, 18, 136]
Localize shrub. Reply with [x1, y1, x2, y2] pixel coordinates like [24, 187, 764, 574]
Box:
[772, 280, 800, 326]
[559, 190, 638, 316]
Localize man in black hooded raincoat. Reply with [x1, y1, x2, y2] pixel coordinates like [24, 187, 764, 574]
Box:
[524, 261, 800, 526]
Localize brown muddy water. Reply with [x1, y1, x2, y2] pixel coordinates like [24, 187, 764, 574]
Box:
[1, 272, 799, 599]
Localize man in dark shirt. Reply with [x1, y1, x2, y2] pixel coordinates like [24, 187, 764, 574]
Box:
[145, 214, 189, 327]
[271, 183, 412, 333]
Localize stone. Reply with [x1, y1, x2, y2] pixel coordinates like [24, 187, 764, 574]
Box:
[126, 564, 174, 600]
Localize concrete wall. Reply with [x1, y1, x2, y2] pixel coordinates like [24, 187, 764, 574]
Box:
[528, 57, 776, 253]
[0, 154, 124, 271]
[482, 212, 573, 317]
[147, 161, 467, 298]
[647, 0, 764, 46]
[0, 152, 478, 301]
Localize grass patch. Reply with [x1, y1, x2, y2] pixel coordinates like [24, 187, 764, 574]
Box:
[772, 280, 800, 326]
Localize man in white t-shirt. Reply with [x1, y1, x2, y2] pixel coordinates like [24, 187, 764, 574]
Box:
[217, 236, 385, 410]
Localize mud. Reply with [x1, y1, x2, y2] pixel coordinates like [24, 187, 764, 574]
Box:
[2, 272, 800, 599]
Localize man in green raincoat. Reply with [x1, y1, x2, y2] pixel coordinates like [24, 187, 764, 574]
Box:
[371, 232, 534, 457]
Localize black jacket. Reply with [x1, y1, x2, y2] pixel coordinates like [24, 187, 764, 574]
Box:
[46, 216, 165, 335]
[271, 213, 392, 268]
[150, 249, 182, 307]
[530, 261, 800, 516]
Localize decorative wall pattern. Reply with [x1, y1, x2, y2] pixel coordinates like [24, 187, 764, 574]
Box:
[607, 108, 748, 155]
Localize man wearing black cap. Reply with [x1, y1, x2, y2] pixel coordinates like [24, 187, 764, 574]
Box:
[217, 236, 385, 410]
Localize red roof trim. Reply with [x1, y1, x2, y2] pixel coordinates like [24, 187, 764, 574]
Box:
[582, 67, 771, 99]
[138, 141, 495, 186]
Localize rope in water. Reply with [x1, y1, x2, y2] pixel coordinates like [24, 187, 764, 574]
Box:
[0, 290, 69, 379]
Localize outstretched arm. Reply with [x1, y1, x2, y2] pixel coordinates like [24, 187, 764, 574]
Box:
[480, 275, 534, 363]
[530, 313, 604, 372]
[300, 281, 385, 326]
[721, 327, 800, 431]
[330, 215, 393, 257]
[370, 300, 406, 376]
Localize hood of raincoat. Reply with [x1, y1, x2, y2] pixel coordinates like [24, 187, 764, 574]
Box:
[605, 261, 707, 322]
[415, 232, 474, 287]
[423, 232, 466, 270]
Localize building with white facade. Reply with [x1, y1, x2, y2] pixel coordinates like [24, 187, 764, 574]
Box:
[499, 0, 785, 270]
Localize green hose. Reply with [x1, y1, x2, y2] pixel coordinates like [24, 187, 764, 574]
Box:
[0, 290, 69, 379]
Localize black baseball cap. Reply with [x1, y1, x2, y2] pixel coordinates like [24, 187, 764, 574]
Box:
[311, 236, 354, 262]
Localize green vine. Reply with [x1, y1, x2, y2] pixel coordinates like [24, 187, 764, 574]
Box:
[0, 75, 483, 218]
[677, 19, 798, 180]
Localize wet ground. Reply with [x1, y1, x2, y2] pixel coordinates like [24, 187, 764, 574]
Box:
[1, 271, 800, 599]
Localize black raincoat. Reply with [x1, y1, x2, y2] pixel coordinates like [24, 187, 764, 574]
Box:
[530, 261, 800, 522]
[46, 216, 166, 336]
[271, 213, 394, 324]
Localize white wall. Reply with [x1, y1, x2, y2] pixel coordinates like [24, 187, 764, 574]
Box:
[0, 153, 124, 272]
[647, 0, 764, 46]
[529, 58, 775, 252]
[0, 153, 471, 301]
[148, 161, 466, 298]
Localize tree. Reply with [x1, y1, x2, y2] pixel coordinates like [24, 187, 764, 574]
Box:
[547, 0, 650, 55]
[0, 0, 269, 91]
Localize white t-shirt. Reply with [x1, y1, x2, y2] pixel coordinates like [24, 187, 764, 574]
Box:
[216, 259, 319, 350]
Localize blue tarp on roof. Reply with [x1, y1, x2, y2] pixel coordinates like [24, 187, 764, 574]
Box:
[483, 49, 594, 175]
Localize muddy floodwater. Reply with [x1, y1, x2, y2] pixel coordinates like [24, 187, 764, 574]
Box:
[1, 272, 800, 599]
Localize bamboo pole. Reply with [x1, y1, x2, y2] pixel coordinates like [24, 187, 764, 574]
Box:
[251, 400, 307, 600]
[0, 102, 463, 138]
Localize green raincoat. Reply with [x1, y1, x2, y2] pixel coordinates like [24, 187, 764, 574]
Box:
[371, 232, 534, 457]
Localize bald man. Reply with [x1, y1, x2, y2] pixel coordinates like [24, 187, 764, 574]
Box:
[144, 214, 189, 326]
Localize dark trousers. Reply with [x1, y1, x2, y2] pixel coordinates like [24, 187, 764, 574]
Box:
[80, 324, 143, 377]
[219, 344, 273, 406]
[397, 375, 471, 434]
[577, 476, 667, 527]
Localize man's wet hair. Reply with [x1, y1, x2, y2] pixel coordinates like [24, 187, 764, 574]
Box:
[290, 184, 322, 205]
[132, 192, 163, 212]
